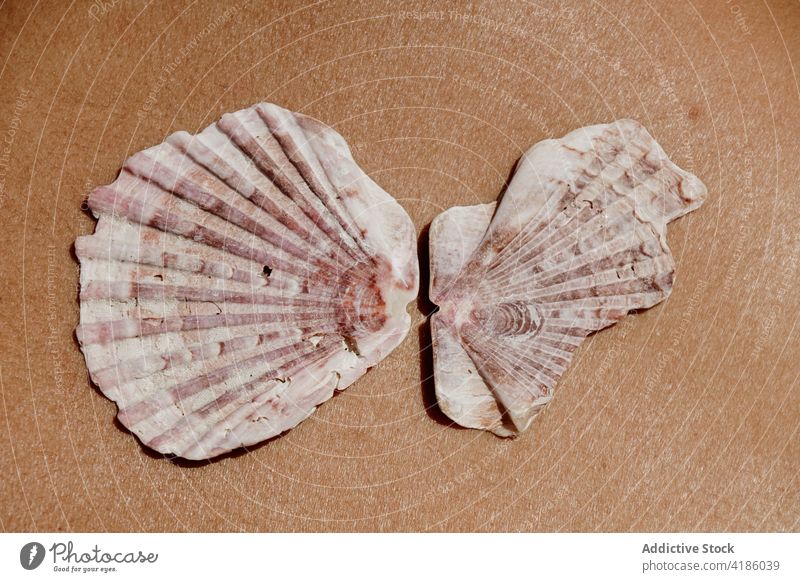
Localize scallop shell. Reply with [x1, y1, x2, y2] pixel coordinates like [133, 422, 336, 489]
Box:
[76, 103, 418, 460]
[429, 119, 706, 436]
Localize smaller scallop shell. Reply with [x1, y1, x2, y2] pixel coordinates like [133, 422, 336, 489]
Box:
[429, 119, 706, 436]
[76, 103, 418, 460]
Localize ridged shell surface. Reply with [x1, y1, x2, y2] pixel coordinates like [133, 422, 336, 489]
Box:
[76, 103, 418, 460]
[429, 119, 706, 436]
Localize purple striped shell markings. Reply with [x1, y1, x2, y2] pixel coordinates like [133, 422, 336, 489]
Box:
[429, 120, 706, 436]
[75, 103, 418, 460]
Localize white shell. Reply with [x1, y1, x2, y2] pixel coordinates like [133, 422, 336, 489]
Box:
[429, 119, 706, 436]
[76, 103, 418, 460]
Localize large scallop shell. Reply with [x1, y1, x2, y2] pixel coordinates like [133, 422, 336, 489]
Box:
[76, 103, 418, 460]
[429, 119, 706, 436]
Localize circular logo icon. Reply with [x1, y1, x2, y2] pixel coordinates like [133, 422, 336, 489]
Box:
[20, 542, 45, 570]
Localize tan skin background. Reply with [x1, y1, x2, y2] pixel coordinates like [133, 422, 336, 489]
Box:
[0, 0, 798, 532]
